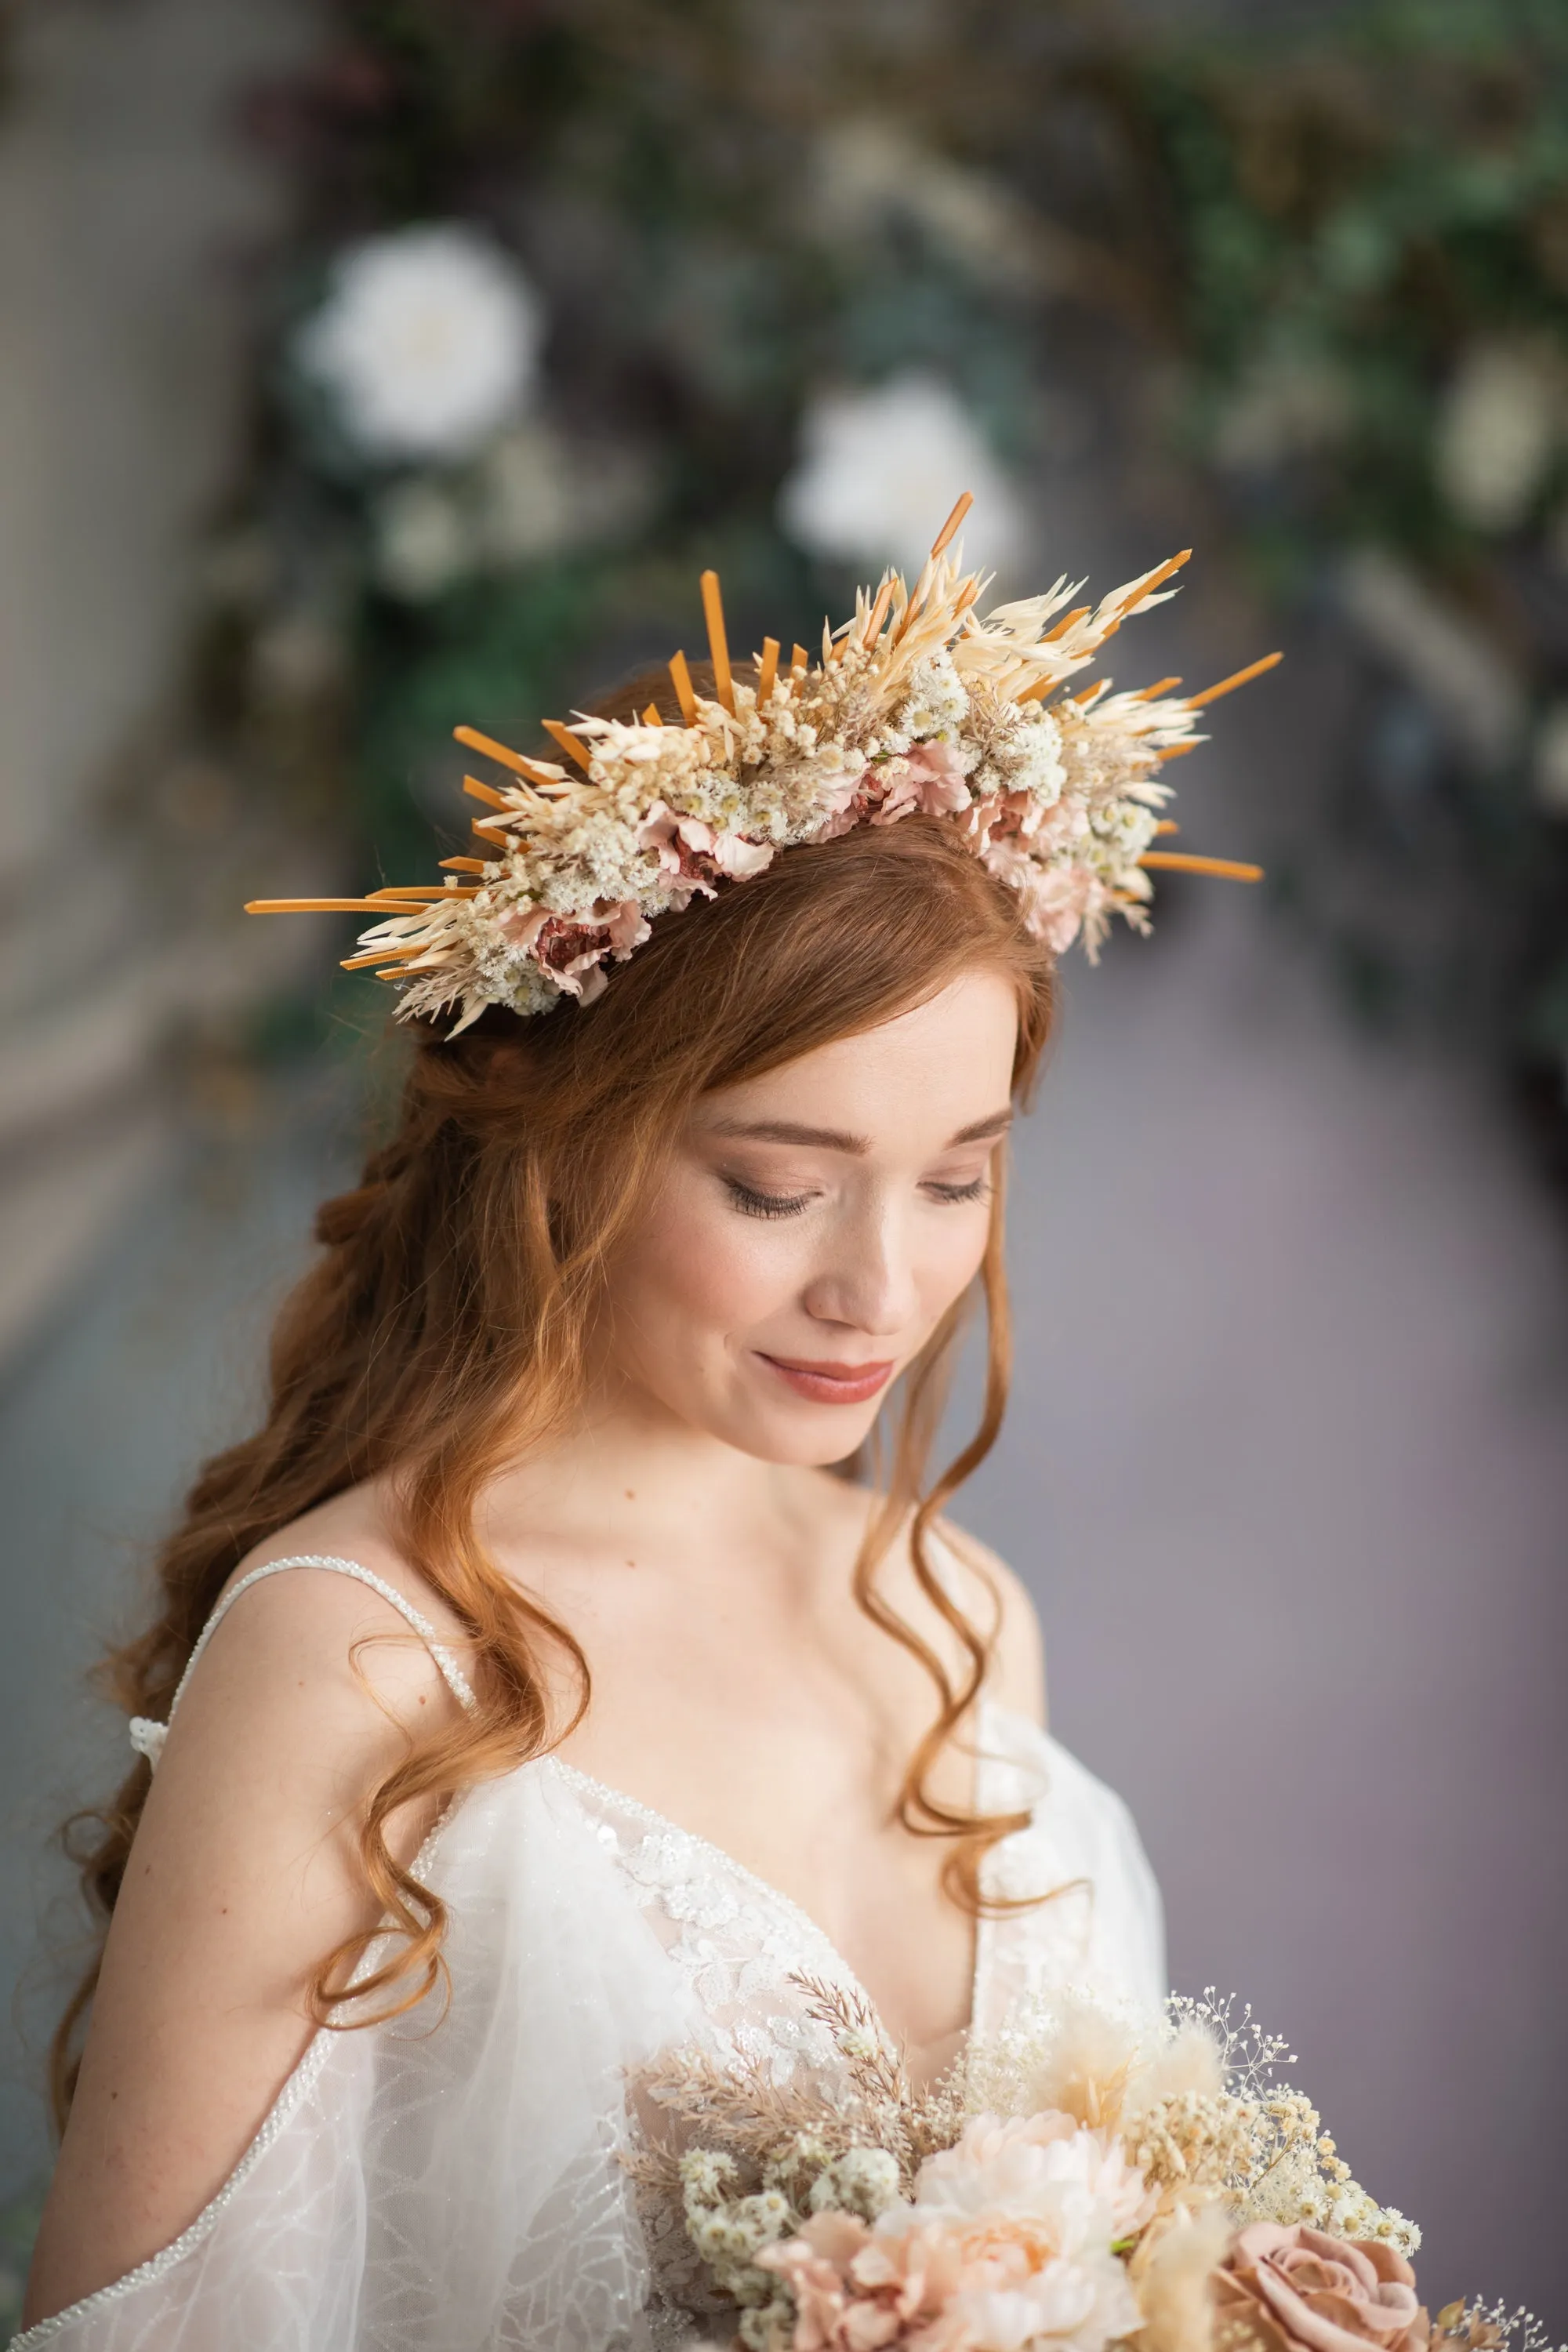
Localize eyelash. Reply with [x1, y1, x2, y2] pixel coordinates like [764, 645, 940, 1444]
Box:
[724, 1180, 812, 1221]
[723, 1175, 989, 1219]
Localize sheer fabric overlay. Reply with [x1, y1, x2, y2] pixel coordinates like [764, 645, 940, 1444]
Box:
[19, 1555, 1164, 2351]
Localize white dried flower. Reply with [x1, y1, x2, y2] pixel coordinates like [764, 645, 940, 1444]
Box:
[895, 651, 972, 742]
[807, 2145, 902, 2220]
[298, 223, 543, 463]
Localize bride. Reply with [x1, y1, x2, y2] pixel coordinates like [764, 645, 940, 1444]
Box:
[22, 506, 1263, 2347]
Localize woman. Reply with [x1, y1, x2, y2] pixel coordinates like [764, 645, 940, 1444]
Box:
[22, 509, 1263, 2347]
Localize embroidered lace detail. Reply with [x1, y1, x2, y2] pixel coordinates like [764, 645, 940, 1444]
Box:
[547, 1732, 1073, 2338]
[549, 1758, 874, 2085]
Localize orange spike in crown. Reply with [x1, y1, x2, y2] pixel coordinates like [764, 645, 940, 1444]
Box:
[247, 502, 1275, 1031]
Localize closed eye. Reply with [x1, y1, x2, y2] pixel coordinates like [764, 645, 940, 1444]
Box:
[923, 1175, 990, 1205]
[724, 1178, 813, 1221]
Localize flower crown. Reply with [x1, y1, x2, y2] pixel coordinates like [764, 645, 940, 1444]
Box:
[249, 495, 1275, 1033]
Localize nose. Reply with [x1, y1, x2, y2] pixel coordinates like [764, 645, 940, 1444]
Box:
[799, 1194, 919, 1339]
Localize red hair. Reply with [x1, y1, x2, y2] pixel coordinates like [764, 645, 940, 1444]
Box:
[53, 662, 1058, 2122]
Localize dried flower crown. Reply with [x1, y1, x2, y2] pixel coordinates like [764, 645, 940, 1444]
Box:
[249, 495, 1276, 1033]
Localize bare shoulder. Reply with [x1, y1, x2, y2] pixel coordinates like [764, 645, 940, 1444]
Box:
[149, 1489, 476, 1785]
[25, 1491, 470, 2321]
[220, 1478, 474, 1650]
[931, 1516, 1047, 1729]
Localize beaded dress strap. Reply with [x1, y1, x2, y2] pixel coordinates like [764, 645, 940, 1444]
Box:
[128, 1553, 477, 1770]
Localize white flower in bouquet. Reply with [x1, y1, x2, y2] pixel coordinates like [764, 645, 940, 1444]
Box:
[873, 2113, 1149, 2352]
[895, 2112, 1154, 2250]
[297, 223, 543, 463]
[1434, 341, 1559, 534]
[779, 372, 1022, 577]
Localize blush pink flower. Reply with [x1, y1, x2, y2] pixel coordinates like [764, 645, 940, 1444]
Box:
[710, 829, 775, 877]
[893, 2112, 1155, 2256]
[760, 2212, 964, 2350]
[982, 856, 1114, 956]
[1214, 2225, 1429, 2352]
[760, 2118, 1151, 2352]
[506, 898, 649, 1000]
[869, 741, 975, 826]
[637, 801, 773, 884]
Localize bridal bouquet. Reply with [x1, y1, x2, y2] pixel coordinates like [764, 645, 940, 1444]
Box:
[629, 1981, 1555, 2352]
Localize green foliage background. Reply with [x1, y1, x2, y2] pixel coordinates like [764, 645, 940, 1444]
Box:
[194, 0, 1568, 1178]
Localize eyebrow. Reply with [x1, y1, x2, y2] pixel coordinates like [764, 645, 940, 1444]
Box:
[706, 1109, 1013, 1155]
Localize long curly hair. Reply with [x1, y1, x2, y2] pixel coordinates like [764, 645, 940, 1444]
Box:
[52, 662, 1058, 2125]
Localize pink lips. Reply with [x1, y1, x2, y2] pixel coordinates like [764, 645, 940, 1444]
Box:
[758, 1353, 896, 1406]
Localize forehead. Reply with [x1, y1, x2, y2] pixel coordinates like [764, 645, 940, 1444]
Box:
[695, 971, 1018, 1144]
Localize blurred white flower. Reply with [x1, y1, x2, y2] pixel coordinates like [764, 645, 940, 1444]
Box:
[1532, 702, 1568, 817]
[1433, 341, 1559, 533]
[298, 224, 543, 464]
[478, 423, 580, 564]
[1339, 547, 1524, 770]
[1212, 353, 1351, 472]
[250, 610, 345, 705]
[779, 372, 1022, 577]
[477, 422, 652, 565]
[809, 118, 1042, 293]
[372, 478, 471, 601]
[1547, 499, 1568, 573]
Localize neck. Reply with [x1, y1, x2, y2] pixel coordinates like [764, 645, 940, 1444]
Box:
[474, 1381, 818, 1564]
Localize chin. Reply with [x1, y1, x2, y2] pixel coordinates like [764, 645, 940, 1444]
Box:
[716, 1396, 882, 1470]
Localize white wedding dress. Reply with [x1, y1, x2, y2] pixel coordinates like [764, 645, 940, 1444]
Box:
[18, 1552, 1163, 2351]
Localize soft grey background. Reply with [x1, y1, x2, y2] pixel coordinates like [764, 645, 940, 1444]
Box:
[2, 0, 1565, 2332]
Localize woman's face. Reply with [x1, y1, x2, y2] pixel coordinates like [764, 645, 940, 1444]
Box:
[603, 969, 1019, 1466]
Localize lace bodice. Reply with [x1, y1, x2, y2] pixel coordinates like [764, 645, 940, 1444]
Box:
[20, 1555, 1163, 2352]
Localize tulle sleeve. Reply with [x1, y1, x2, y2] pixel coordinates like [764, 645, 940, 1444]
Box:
[974, 1704, 1167, 2033]
[16, 1767, 703, 2352]
[1043, 1733, 1167, 2013]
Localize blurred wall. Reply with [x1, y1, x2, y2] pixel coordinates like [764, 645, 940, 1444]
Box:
[0, 0, 311, 1363]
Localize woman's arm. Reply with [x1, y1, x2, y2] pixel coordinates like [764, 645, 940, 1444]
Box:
[24, 1562, 465, 2325]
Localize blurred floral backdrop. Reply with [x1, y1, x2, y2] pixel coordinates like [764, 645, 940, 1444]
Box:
[147, 0, 1568, 1181]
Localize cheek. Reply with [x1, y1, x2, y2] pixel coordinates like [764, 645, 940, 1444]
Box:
[616, 1179, 799, 1339]
[919, 1212, 991, 1316]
